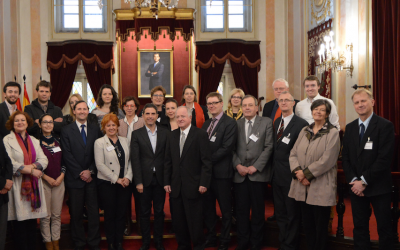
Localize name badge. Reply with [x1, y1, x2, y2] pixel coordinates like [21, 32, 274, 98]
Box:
[210, 136, 216, 142]
[282, 137, 290, 144]
[52, 146, 62, 153]
[157, 117, 161, 123]
[250, 134, 259, 142]
[106, 145, 115, 152]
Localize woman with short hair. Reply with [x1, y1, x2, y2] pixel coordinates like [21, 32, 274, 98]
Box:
[225, 88, 245, 120]
[181, 85, 209, 128]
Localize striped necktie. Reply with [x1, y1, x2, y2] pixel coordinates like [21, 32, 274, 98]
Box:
[277, 119, 284, 142]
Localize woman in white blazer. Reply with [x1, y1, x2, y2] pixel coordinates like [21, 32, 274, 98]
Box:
[94, 113, 132, 250]
[3, 110, 48, 250]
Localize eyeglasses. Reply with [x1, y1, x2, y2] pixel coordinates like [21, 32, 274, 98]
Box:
[41, 121, 54, 125]
[278, 99, 293, 103]
[274, 88, 286, 91]
[153, 94, 164, 98]
[124, 105, 136, 108]
[206, 101, 222, 106]
[231, 96, 242, 100]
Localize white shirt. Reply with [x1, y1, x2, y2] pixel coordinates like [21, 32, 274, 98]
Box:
[245, 116, 257, 138]
[5, 100, 17, 115]
[76, 120, 88, 134]
[277, 113, 294, 133]
[180, 124, 192, 144]
[124, 115, 139, 144]
[295, 93, 340, 130]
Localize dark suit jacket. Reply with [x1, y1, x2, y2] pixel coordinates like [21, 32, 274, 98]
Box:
[62, 113, 98, 127]
[131, 125, 168, 187]
[342, 114, 394, 197]
[0, 102, 11, 139]
[191, 104, 209, 128]
[61, 121, 102, 189]
[262, 99, 299, 119]
[201, 113, 238, 179]
[164, 125, 212, 199]
[145, 62, 164, 90]
[0, 139, 12, 206]
[273, 115, 308, 186]
[24, 99, 64, 138]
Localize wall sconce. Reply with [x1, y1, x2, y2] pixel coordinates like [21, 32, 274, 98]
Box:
[317, 31, 354, 78]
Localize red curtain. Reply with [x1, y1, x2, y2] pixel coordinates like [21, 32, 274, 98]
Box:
[307, 19, 333, 98]
[372, 0, 400, 135]
[196, 40, 261, 105]
[47, 41, 114, 108]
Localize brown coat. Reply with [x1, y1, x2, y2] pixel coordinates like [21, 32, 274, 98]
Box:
[118, 117, 145, 138]
[288, 124, 340, 206]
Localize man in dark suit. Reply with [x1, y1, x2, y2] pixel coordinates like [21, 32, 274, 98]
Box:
[164, 106, 212, 250]
[24, 80, 64, 138]
[145, 53, 165, 91]
[272, 91, 308, 250]
[1, 82, 21, 139]
[131, 103, 168, 250]
[233, 95, 274, 250]
[61, 100, 102, 250]
[262, 78, 299, 123]
[342, 89, 394, 250]
[0, 139, 13, 249]
[201, 92, 237, 250]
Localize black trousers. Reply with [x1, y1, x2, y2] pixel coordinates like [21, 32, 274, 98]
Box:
[68, 180, 100, 248]
[171, 192, 205, 250]
[127, 178, 141, 227]
[273, 182, 300, 250]
[300, 202, 331, 250]
[350, 192, 393, 250]
[0, 203, 8, 250]
[234, 177, 265, 249]
[12, 218, 37, 250]
[140, 175, 166, 244]
[98, 181, 131, 245]
[204, 178, 232, 244]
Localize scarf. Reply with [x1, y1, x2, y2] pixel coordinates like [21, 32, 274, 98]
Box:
[15, 132, 41, 211]
[225, 108, 243, 120]
[304, 121, 335, 141]
[183, 102, 205, 128]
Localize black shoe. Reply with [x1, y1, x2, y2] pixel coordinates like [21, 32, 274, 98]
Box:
[115, 243, 125, 250]
[267, 214, 276, 221]
[250, 246, 260, 250]
[74, 248, 84, 250]
[108, 244, 116, 250]
[155, 242, 165, 250]
[218, 243, 229, 250]
[90, 247, 101, 250]
[205, 240, 218, 248]
[139, 244, 150, 250]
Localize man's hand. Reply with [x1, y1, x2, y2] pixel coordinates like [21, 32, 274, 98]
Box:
[295, 170, 305, 182]
[301, 178, 310, 186]
[85, 176, 93, 183]
[136, 183, 144, 193]
[80, 170, 91, 181]
[153, 72, 157, 75]
[4, 179, 13, 191]
[164, 185, 171, 193]
[54, 117, 63, 122]
[350, 180, 366, 196]
[199, 186, 207, 194]
[248, 166, 257, 175]
[147, 70, 151, 73]
[236, 164, 248, 177]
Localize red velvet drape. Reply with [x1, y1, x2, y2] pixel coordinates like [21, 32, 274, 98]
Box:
[372, 0, 400, 135]
[196, 40, 261, 105]
[47, 41, 114, 108]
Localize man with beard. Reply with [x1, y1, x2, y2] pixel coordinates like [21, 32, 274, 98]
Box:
[0, 82, 21, 139]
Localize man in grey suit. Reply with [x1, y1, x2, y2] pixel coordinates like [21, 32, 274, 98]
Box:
[233, 95, 274, 250]
[273, 92, 308, 250]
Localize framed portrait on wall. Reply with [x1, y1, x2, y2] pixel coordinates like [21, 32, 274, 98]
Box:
[138, 50, 173, 98]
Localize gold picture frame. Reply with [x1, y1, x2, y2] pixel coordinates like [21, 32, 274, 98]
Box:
[138, 49, 174, 98]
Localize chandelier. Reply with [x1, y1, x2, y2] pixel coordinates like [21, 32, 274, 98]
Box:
[117, 0, 180, 19]
[317, 31, 354, 78]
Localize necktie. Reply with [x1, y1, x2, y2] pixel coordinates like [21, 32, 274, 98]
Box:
[277, 119, 285, 142]
[154, 63, 157, 67]
[180, 131, 186, 157]
[359, 123, 365, 145]
[81, 124, 87, 145]
[208, 118, 217, 138]
[247, 120, 253, 143]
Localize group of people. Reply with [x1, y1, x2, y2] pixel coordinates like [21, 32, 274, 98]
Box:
[0, 75, 394, 250]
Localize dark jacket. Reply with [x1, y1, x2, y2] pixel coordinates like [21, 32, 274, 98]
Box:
[191, 105, 209, 128]
[342, 114, 395, 197]
[164, 125, 212, 199]
[63, 113, 98, 127]
[131, 125, 168, 187]
[61, 121, 103, 189]
[0, 102, 11, 139]
[272, 114, 308, 186]
[262, 99, 299, 119]
[0, 139, 12, 206]
[201, 113, 238, 179]
[145, 62, 165, 90]
[24, 99, 64, 138]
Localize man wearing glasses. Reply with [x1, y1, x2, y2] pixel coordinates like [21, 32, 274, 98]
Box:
[262, 78, 299, 123]
[201, 92, 238, 250]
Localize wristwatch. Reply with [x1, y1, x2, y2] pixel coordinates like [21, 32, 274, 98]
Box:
[361, 180, 367, 186]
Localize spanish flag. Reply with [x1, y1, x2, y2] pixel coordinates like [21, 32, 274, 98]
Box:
[22, 83, 30, 109]
[16, 98, 22, 111]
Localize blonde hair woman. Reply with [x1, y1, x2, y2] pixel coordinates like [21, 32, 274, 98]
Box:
[225, 88, 245, 120]
[63, 94, 98, 125]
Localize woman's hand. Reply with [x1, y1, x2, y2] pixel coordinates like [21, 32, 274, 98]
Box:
[117, 178, 126, 188]
[295, 170, 305, 181]
[43, 175, 56, 185]
[122, 178, 130, 187]
[301, 178, 311, 186]
[31, 169, 43, 179]
[53, 174, 65, 187]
